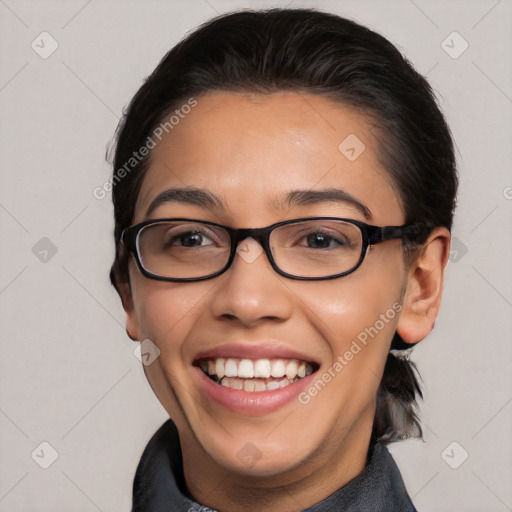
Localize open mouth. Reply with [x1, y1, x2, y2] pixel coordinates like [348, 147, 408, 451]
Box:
[194, 357, 319, 392]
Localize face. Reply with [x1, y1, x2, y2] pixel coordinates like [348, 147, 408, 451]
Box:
[124, 92, 408, 484]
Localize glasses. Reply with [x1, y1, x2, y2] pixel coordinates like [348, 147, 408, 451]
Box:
[120, 217, 423, 282]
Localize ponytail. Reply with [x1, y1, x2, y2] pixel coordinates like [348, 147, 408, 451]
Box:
[372, 334, 423, 444]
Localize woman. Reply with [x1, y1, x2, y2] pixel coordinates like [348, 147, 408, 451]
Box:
[109, 8, 457, 511]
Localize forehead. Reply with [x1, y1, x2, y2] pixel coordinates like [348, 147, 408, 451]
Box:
[134, 91, 403, 225]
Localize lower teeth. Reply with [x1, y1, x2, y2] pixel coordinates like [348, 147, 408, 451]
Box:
[209, 374, 299, 392]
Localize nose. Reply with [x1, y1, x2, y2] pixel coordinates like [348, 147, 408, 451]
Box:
[208, 237, 293, 327]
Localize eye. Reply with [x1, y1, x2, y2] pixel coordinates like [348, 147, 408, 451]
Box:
[299, 229, 352, 249]
[305, 232, 341, 249]
[164, 229, 215, 248]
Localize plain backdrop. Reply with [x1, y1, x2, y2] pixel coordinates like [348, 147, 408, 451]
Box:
[0, 0, 511, 511]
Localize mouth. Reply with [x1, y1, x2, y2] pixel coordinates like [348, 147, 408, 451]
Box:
[194, 357, 319, 392]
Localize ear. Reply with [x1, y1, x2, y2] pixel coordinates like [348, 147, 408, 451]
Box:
[112, 248, 141, 341]
[396, 227, 451, 344]
[116, 279, 141, 341]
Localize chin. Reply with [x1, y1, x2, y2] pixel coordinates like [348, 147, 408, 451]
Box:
[214, 443, 307, 477]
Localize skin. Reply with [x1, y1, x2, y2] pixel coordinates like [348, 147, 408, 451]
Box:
[117, 91, 450, 512]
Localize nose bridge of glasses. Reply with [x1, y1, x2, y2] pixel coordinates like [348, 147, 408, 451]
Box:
[227, 227, 274, 273]
[229, 226, 270, 249]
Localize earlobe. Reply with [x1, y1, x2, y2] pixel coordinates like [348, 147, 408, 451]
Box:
[396, 227, 451, 345]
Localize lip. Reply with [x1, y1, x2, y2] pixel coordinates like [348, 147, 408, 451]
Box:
[192, 342, 319, 365]
[193, 365, 317, 415]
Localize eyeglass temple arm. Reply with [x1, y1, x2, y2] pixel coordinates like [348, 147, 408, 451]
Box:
[119, 227, 138, 248]
[369, 225, 425, 245]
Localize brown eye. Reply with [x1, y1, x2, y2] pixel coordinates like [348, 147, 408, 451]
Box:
[165, 230, 214, 248]
[304, 232, 349, 249]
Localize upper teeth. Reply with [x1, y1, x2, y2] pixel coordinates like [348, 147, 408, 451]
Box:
[199, 358, 313, 380]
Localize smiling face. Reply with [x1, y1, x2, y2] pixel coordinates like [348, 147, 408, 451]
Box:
[123, 91, 411, 504]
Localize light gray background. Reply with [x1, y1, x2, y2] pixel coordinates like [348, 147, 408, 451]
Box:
[0, 0, 511, 510]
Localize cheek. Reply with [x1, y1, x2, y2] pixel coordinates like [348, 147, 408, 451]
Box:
[315, 258, 400, 316]
[300, 247, 404, 365]
[295, 272, 402, 426]
[131, 276, 206, 353]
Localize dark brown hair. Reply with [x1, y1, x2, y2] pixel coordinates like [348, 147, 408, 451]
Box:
[109, 8, 458, 444]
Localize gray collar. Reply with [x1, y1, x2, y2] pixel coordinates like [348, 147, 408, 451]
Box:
[132, 419, 417, 512]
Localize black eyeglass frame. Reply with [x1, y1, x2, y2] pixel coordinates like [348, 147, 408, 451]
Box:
[120, 217, 425, 282]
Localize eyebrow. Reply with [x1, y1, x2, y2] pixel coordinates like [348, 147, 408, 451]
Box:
[273, 188, 372, 219]
[145, 186, 371, 219]
[146, 187, 224, 217]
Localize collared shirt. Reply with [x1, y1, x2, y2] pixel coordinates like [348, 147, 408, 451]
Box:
[132, 419, 418, 511]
